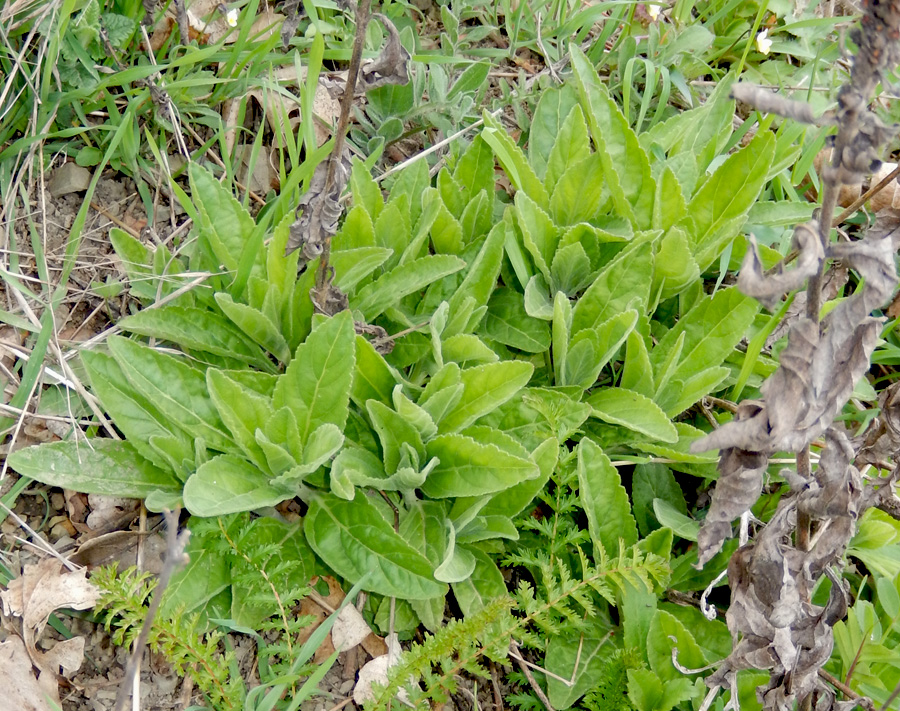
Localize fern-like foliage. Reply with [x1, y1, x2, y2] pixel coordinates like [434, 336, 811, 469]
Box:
[511, 543, 669, 649]
[92, 564, 244, 710]
[364, 542, 668, 711]
[364, 597, 516, 711]
[216, 516, 314, 681]
[582, 647, 643, 711]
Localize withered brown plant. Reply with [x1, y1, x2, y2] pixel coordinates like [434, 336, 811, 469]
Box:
[691, 1, 900, 709]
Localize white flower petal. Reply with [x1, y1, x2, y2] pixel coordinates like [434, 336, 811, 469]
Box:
[756, 28, 773, 55]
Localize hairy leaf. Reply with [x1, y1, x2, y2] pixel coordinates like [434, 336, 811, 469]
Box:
[576, 437, 638, 555]
[305, 492, 447, 600]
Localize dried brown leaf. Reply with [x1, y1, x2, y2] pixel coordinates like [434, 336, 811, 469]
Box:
[0, 558, 99, 687]
[738, 223, 824, 311]
[358, 15, 411, 91]
[731, 83, 821, 125]
[285, 152, 351, 259]
[0, 636, 60, 711]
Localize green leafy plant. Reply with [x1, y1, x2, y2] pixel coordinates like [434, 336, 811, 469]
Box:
[93, 524, 363, 711]
[5, 28, 833, 711]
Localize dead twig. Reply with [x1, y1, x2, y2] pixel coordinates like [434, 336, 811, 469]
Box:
[112, 510, 190, 711]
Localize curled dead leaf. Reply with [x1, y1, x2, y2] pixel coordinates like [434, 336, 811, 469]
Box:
[738, 223, 824, 311]
[0, 636, 61, 711]
[0, 558, 99, 688]
[358, 14, 411, 92]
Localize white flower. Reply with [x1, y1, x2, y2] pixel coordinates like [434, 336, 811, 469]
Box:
[756, 28, 773, 55]
[226, 7, 238, 27]
[648, 3, 661, 20]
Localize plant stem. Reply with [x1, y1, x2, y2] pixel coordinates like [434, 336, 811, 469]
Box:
[316, 0, 373, 292]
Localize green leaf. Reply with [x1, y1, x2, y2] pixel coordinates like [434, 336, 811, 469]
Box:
[190, 163, 258, 274]
[329, 447, 379, 499]
[273, 312, 355, 446]
[109, 228, 156, 299]
[422, 432, 539, 498]
[570, 45, 655, 229]
[440, 361, 534, 432]
[305, 492, 447, 600]
[452, 134, 495, 205]
[621, 330, 655, 397]
[653, 500, 699, 541]
[400, 500, 450, 567]
[552, 291, 571, 386]
[451, 547, 508, 618]
[587, 388, 677, 443]
[351, 335, 399, 408]
[546, 632, 615, 708]
[353, 255, 465, 320]
[434, 523, 476, 583]
[658, 366, 730, 418]
[564, 309, 638, 389]
[331, 247, 393, 292]
[678, 131, 775, 272]
[632, 422, 719, 468]
[350, 157, 383, 221]
[393, 385, 438, 441]
[621, 578, 659, 661]
[650, 287, 758, 414]
[183, 454, 289, 516]
[628, 669, 695, 711]
[117, 306, 272, 370]
[515, 191, 559, 280]
[428, 189, 464, 255]
[571, 241, 652, 336]
[479, 437, 558, 518]
[389, 158, 429, 226]
[549, 152, 607, 227]
[459, 190, 492, 245]
[546, 104, 591, 190]
[551, 242, 593, 295]
[445, 220, 506, 337]
[529, 83, 580, 180]
[8, 439, 181, 500]
[276, 423, 344, 483]
[368, 400, 426, 474]
[81, 350, 191, 475]
[632, 463, 689, 537]
[214, 292, 290, 364]
[333, 205, 376, 250]
[258, 407, 303, 471]
[107, 336, 233, 452]
[481, 288, 550, 353]
[374, 199, 412, 266]
[647, 609, 707, 681]
[653, 227, 700, 301]
[419, 362, 464, 425]
[267, 212, 299, 301]
[576, 437, 638, 555]
[443, 334, 499, 365]
[653, 165, 688, 232]
[207, 369, 272, 472]
[481, 110, 549, 208]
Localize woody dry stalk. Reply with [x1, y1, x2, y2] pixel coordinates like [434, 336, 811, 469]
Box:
[692, 2, 900, 708]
